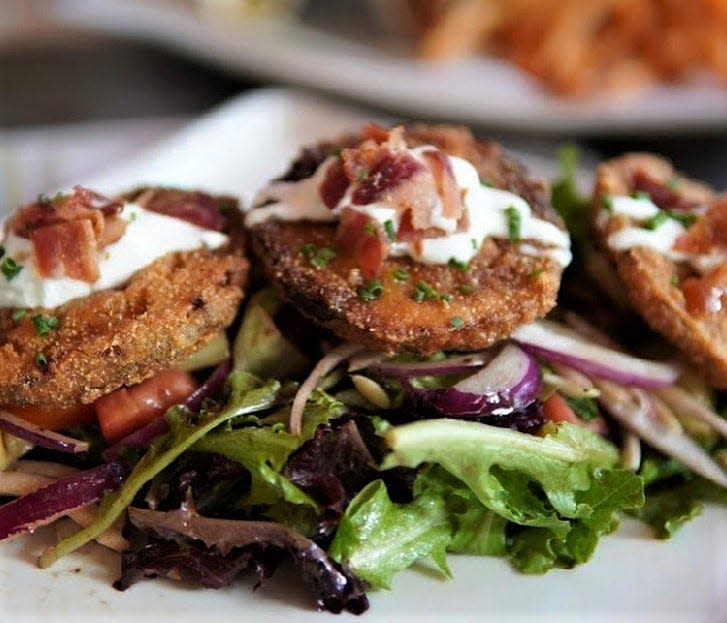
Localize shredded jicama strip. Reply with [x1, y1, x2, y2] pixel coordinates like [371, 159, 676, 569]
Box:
[596, 380, 727, 487]
[656, 386, 727, 440]
[289, 342, 365, 435]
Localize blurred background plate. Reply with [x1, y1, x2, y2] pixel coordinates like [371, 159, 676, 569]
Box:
[39, 0, 727, 135]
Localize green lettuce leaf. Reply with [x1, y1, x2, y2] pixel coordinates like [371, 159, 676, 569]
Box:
[379, 419, 643, 574]
[38, 372, 280, 568]
[328, 478, 452, 589]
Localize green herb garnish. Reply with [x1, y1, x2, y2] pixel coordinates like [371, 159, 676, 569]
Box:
[412, 281, 438, 303]
[601, 195, 614, 212]
[32, 314, 59, 337]
[505, 206, 521, 242]
[440, 293, 453, 303]
[457, 285, 474, 295]
[301, 243, 317, 258]
[310, 247, 337, 269]
[471, 238, 479, 251]
[35, 351, 49, 369]
[383, 220, 396, 242]
[528, 268, 544, 280]
[359, 279, 384, 302]
[11, 309, 26, 323]
[364, 222, 378, 235]
[448, 257, 468, 271]
[1, 257, 22, 281]
[392, 268, 410, 282]
[630, 190, 650, 200]
[643, 211, 669, 230]
[450, 316, 464, 328]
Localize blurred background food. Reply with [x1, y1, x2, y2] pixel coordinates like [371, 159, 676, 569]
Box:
[1, 0, 727, 206]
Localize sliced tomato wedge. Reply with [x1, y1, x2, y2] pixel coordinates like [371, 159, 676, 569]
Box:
[4, 403, 96, 432]
[95, 369, 197, 444]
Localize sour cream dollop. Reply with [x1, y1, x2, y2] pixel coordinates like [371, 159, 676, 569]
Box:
[0, 202, 228, 309]
[246, 146, 572, 268]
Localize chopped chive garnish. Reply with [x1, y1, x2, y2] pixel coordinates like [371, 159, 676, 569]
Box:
[356, 170, 368, 182]
[528, 268, 544, 280]
[667, 210, 697, 228]
[1, 257, 22, 281]
[359, 279, 384, 302]
[630, 190, 650, 200]
[643, 211, 669, 230]
[35, 351, 48, 369]
[450, 316, 464, 328]
[310, 247, 337, 269]
[301, 243, 316, 258]
[471, 238, 479, 251]
[505, 206, 521, 242]
[440, 293, 453, 303]
[328, 148, 343, 158]
[457, 285, 474, 295]
[392, 268, 409, 282]
[479, 177, 493, 187]
[412, 281, 438, 303]
[11, 309, 26, 323]
[364, 222, 378, 235]
[383, 220, 396, 242]
[32, 314, 59, 337]
[670, 274, 680, 287]
[601, 195, 614, 212]
[448, 257, 468, 271]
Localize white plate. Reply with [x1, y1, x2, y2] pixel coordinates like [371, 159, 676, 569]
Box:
[45, 0, 727, 134]
[1, 89, 726, 623]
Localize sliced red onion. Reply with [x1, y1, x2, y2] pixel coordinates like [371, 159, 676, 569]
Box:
[184, 359, 232, 412]
[364, 351, 495, 378]
[0, 460, 128, 541]
[103, 360, 232, 462]
[512, 320, 680, 389]
[0, 410, 89, 454]
[408, 344, 541, 418]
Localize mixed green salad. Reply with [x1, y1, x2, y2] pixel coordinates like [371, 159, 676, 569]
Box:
[1, 150, 726, 615]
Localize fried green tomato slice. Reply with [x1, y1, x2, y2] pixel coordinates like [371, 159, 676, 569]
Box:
[0, 188, 249, 408]
[248, 124, 567, 355]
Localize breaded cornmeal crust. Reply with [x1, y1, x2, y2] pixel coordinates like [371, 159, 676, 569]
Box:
[590, 153, 727, 387]
[248, 125, 566, 355]
[0, 189, 249, 408]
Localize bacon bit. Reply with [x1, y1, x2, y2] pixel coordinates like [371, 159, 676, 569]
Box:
[681, 262, 727, 316]
[335, 208, 389, 279]
[143, 190, 226, 231]
[360, 122, 397, 145]
[420, 148, 464, 221]
[31, 219, 100, 282]
[351, 151, 426, 207]
[632, 170, 701, 212]
[320, 158, 350, 209]
[674, 195, 727, 255]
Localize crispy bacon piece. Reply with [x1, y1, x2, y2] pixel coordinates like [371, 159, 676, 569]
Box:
[681, 262, 727, 316]
[6, 187, 126, 283]
[335, 208, 389, 279]
[674, 195, 727, 255]
[31, 219, 99, 282]
[633, 170, 702, 212]
[420, 148, 464, 222]
[7, 186, 122, 238]
[139, 189, 227, 231]
[319, 158, 350, 210]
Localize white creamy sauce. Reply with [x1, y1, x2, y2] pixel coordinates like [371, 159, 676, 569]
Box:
[602, 194, 724, 274]
[247, 147, 572, 268]
[0, 202, 228, 309]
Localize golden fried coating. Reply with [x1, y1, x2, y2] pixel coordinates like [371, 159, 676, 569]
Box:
[0, 190, 249, 408]
[248, 125, 566, 355]
[590, 153, 727, 387]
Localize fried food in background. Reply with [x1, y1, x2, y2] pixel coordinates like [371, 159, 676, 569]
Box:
[590, 153, 727, 387]
[0, 188, 249, 409]
[248, 124, 568, 355]
[388, 0, 727, 96]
